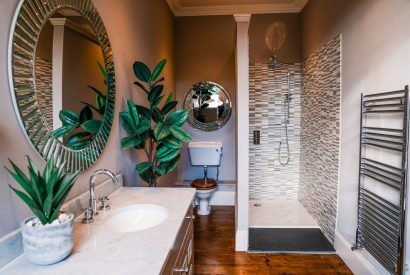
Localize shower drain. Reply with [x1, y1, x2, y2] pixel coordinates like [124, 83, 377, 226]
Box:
[253, 203, 262, 207]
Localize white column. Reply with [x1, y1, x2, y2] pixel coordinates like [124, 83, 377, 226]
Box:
[50, 18, 66, 131]
[234, 14, 250, 251]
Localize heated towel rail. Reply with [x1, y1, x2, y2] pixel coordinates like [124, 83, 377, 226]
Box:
[352, 86, 409, 274]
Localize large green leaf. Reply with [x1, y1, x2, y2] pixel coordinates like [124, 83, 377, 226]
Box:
[155, 165, 167, 176]
[153, 77, 165, 86]
[152, 107, 163, 123]
[52, 124, 76, 138]
[96, 93, 106, 111]
[59, 110, 79, 126]
[153, 95, 164, 106]
[148, 85, 163, 105]
[133, 61, 151, 83]
[156, 148, 179, 162]
[136, 105, 151, 120]
[66, 132, 93, 148]
[150, 59, 166, 82]
[43, 191, 54, 219]
[135, 119, 151, 135]
[161, 136, 182, 149]
[135, 162, 152, 174]
[80, 101, 102, 115]
[127, 99, 140, 127]
[155, 146, 174, 159]
[9, 185, 48, 224]
[154, 122, 171, 141]
[134, 81, 149, 94]
[120, 112, 137, 134]
[81, 119, 102, 134]
[79, 106, 93, 124]
[53, 171, 78, 206]
[163, 155, 180, 174]
[121, 136, 141, 149]
[164, 92, 174, 105]
[5, 167, 36, 203]
[161, 101, 177, 116]
[169, 126, 192, 142]
[164, 110, 188, 127]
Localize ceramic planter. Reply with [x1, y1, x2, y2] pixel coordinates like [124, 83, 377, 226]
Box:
[21, 213, 74, 265]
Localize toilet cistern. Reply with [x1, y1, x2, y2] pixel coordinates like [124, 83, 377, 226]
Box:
[188, 142, 222, 215]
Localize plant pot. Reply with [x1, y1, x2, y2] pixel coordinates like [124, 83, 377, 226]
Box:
[21, 212, 74, 265]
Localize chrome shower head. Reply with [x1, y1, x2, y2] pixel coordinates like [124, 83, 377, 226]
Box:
[268, 55, 288, 69]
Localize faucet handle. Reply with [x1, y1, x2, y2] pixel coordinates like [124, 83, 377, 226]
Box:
[82, 208, 94, 223]
[99, 196, 110, 211]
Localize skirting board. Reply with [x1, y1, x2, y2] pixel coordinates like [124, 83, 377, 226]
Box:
[334, 230, 389, 275]
[175, 181, 236, 206]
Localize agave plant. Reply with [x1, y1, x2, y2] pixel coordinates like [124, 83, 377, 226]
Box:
[120, 59, 192, 186]
[6, 156, 79, 225]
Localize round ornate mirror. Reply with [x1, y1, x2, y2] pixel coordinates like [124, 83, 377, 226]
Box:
[8, 0, 115, 172]
[183, 81, 232, 131]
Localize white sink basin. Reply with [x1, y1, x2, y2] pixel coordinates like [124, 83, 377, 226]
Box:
[104, 204, 168, 233]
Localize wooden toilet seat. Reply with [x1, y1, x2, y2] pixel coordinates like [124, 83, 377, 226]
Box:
[191, 178, 218, 190]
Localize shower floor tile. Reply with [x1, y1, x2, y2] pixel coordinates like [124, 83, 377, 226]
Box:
[249, 199, 318, 228]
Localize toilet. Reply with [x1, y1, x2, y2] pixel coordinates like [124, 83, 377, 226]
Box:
[188, 142, 222, 215]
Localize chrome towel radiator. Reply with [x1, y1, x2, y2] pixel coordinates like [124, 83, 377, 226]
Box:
[352, 86, 409, 274]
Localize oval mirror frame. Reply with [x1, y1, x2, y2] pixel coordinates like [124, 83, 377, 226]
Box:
[183, 81, 232, 132]
[8, 0, 115, 173]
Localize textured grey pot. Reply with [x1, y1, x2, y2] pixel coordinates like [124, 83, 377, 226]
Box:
[21, 213, 74, 265]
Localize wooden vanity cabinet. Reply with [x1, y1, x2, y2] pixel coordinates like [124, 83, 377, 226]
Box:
[161, 203, 194, 275]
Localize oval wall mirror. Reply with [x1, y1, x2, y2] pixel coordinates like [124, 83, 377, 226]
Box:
[9, 0, 115, 173]
[183, 81, 232, 131]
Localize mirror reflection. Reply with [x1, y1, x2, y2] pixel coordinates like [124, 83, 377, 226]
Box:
[35, 8, 106, 149]
[183, 81, 232, 131]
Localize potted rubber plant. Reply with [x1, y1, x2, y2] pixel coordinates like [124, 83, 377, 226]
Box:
[120, 59, 192, 186]
[6, 156, 79, 265]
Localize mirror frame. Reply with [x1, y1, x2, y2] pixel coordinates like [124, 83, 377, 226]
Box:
[8, 0, 115, 173]
[183, 81, 232, 132]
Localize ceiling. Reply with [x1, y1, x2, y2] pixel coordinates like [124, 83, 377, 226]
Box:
[167, 0, 308, 16]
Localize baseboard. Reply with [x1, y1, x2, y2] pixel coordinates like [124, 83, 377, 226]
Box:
[334, 230, 389, 275]
[175, 181, 236, 206]
[235, 229, 248, 251]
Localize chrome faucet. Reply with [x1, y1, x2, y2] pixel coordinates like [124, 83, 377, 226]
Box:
[86, 169, 118, 222]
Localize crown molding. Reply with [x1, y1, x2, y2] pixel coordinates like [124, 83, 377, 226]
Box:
[167, 0, 308, 17]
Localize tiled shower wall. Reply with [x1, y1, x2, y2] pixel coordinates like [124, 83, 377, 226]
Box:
[249, 64, 302, 200]
[299, 36, 341, 243]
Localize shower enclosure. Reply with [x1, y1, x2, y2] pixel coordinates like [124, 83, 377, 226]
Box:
[248, 63, 317, 228]
[247, 35, 341, 252]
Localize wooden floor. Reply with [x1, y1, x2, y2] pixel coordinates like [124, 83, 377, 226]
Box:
[194, 206, 352, 275]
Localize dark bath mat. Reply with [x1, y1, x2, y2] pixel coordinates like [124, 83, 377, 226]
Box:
[249, 228, 335, 253]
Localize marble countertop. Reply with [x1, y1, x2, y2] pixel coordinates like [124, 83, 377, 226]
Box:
[1, 187, 196, 275]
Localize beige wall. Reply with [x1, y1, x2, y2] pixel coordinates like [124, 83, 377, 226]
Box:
[174, 16, 237, 182]
[301, 0, 410, 272]
[0, 0, 175, 238]
[62, 28, 105, 116]
[249, 13, 301, 64]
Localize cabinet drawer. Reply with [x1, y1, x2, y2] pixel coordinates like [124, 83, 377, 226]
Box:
[161, 203, 194, 275]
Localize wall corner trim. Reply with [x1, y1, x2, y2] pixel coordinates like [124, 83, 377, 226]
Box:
[234, 14, 251, 23]
[235, 229, 249, 251]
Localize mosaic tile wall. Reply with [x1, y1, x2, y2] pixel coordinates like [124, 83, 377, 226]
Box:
[35, 57, 53, 129]
[249, 64, 302, 200]
[299, 36, 341, 243]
